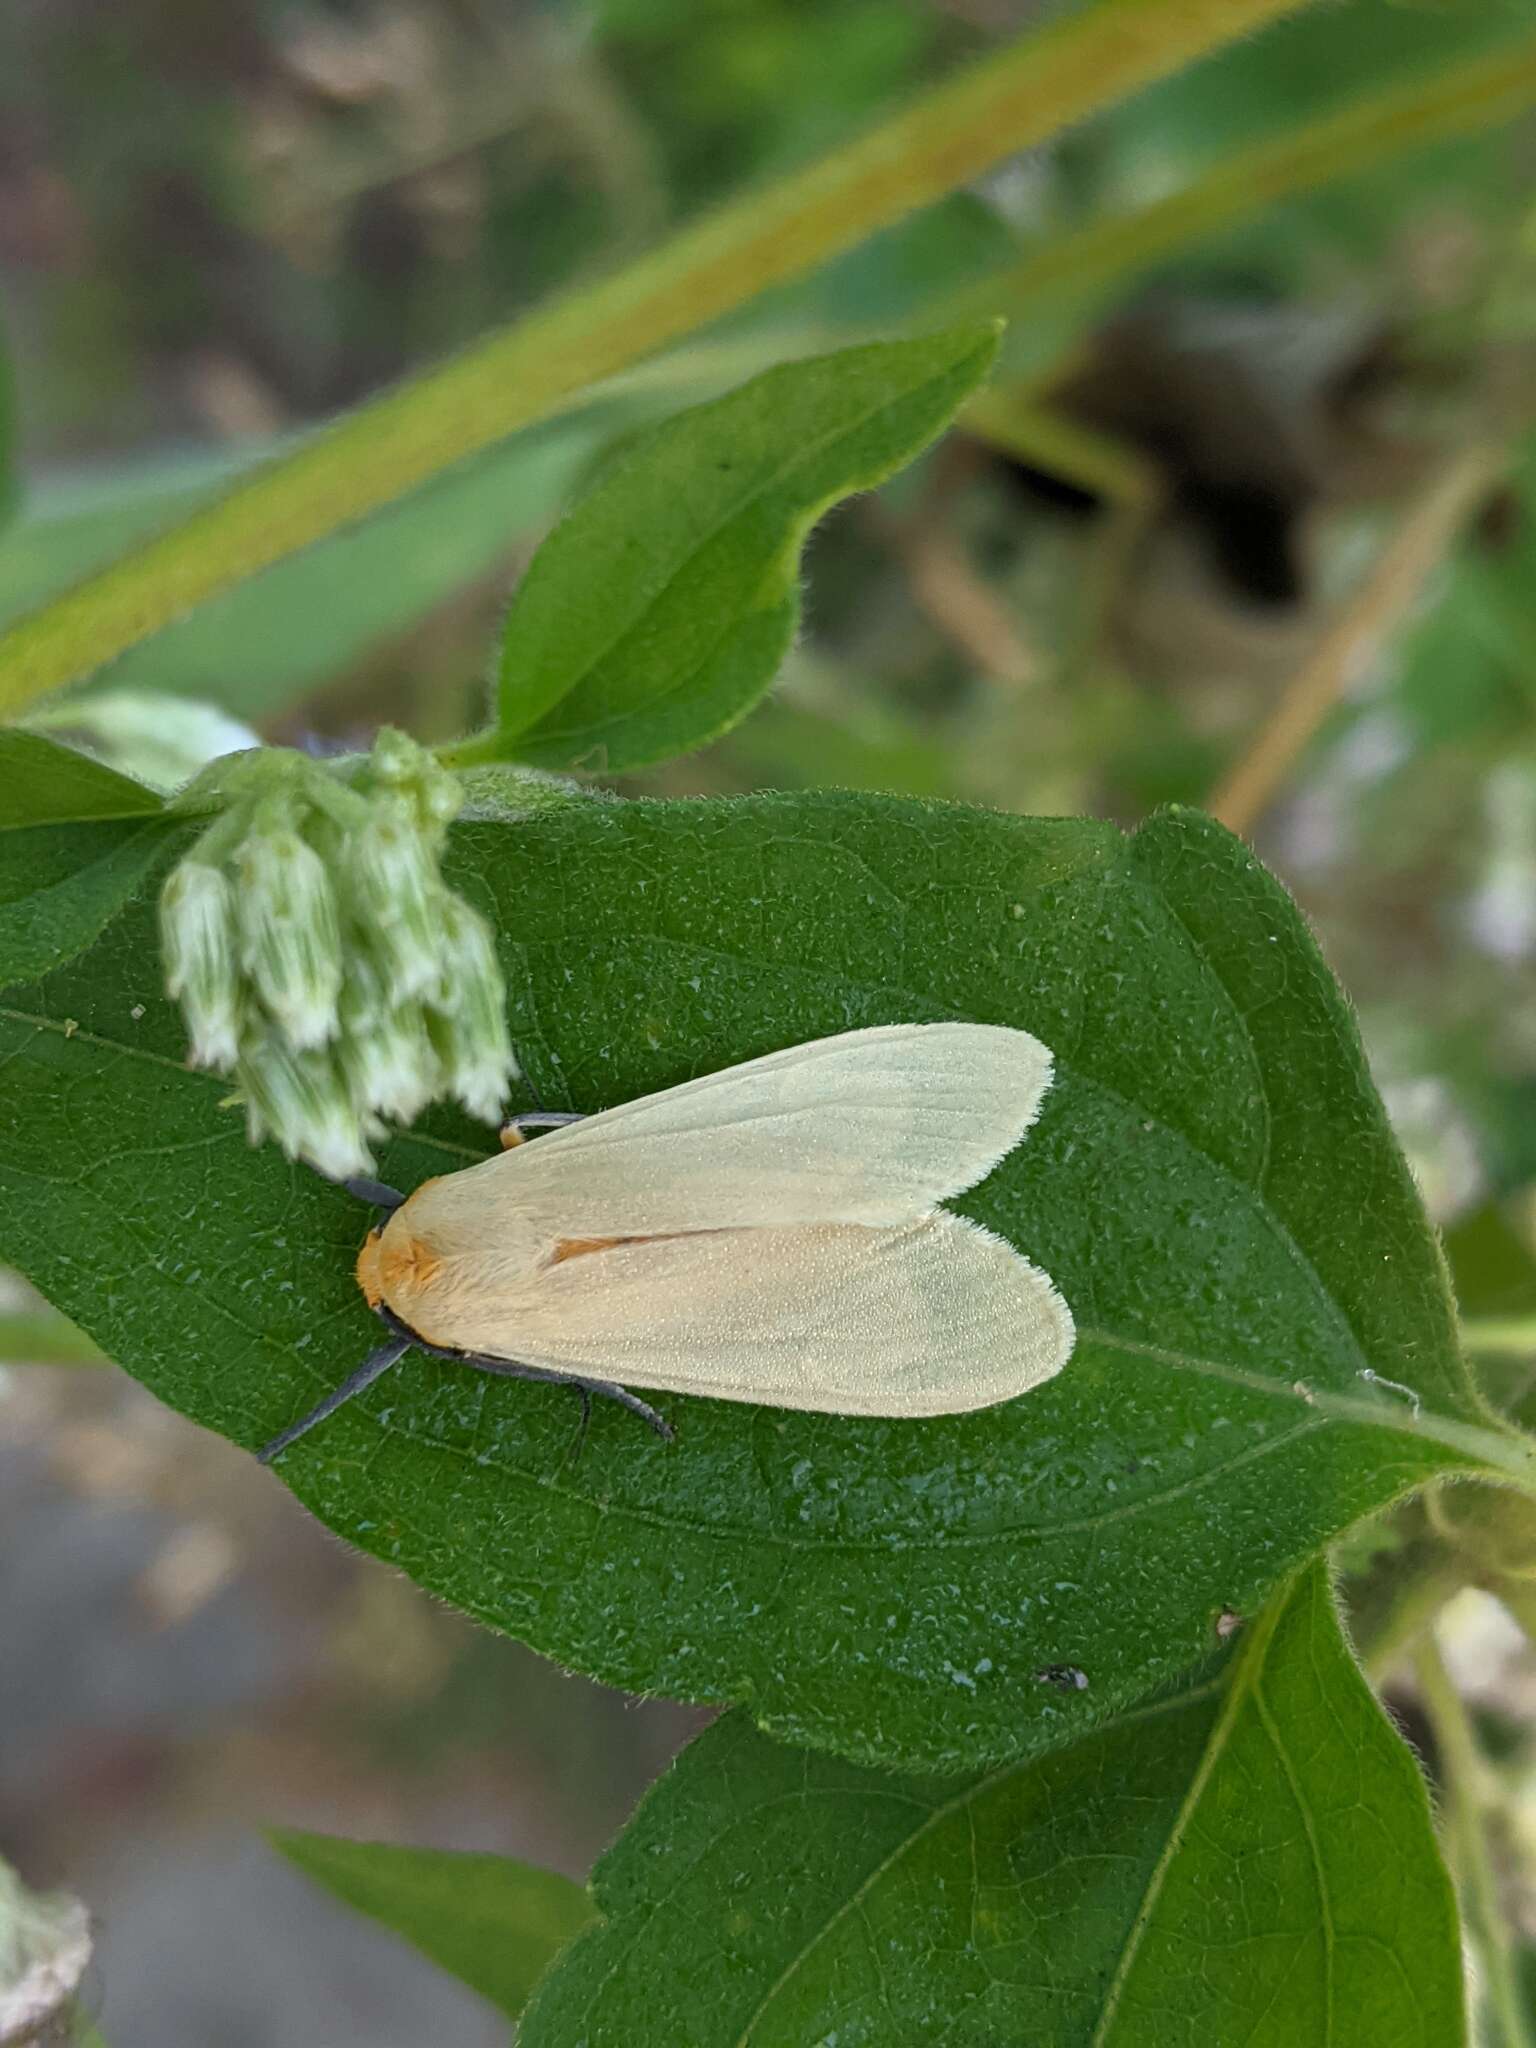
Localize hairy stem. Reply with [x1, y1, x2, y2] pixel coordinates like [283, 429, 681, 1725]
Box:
[1415, 1630, 1536, 2048]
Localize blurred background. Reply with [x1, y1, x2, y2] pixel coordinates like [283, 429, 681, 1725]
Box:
[2, 0, 1536, 2039]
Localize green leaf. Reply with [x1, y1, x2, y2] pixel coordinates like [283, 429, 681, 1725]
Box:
[0, 736, 174, 984]
[0, 798, 1526, 1772]
[0, 816, 176, 988]
[1098, 0, 1528, 181]
[965, 28, 1536, 388]
[0, 731, 164, 827]
[0, 316, 17, 533]
[268, 1830, 593, 2021]
[483, 329, 999, 773]
[0, 0, 1318, 714]
[521, 1567, 1464, 2047]
[0, 423, 605, 724]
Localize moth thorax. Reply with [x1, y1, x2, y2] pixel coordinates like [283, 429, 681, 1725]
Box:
[356, 1215, 443, 1311]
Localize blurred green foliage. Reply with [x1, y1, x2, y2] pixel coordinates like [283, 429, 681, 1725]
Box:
[270, 1830, 593, 2020]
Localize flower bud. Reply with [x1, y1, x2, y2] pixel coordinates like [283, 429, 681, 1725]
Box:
[337, 960, 443, 1126]
[334, 947, 390, 1033]
[365, 725, 423, 788]
[425, 897, 517, 1122]
[341, 793, 446, 1001]
[237, 1038, 373, 1180]
[418, 758, 465, 831]
[159, 860, 241, 1068]
[234, 813, 343, 1051]
[363, 726, 461, 831]
[158, 738, 515, 1171]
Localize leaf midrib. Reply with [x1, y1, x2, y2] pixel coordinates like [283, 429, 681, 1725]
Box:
[520, 599, 790, 756]
[1, 801, 166, 828]
[0, 964, 1485, 1534]
[0, 1076, 1493, 1536]
[0, 816, 173, 917]
[377, 1396, 1328, 1555]
[1087, 1331, 1507, 1476]
[1251, 1676, 1336, 2042]
[506, 889, 1427, 1422]
[0, 1032, 1355, 1539]
[725, 1680, 1225, 2048]
[1088, 1594, 1287, 2047]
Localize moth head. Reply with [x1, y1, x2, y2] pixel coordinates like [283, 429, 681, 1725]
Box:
[355, 1226, 386, 1310]
[355, 1195, 445, 1327]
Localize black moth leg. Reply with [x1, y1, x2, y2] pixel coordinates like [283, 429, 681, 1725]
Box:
[375, 1306, 674, 1441]
[566, 1385, 595, 1468]
[454, 1350, 675, 1442]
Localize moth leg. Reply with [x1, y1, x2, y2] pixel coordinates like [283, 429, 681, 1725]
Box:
[257, 1334, 413, 1464]
[565, 1385, 595, 1467]
[499, 1111, 586, 1150]
[573, 1376, 675, 1441]
[371, 1308, 675, 1442]
[339, 1176, 407, 1212]
[449, 1346, 675, 1441]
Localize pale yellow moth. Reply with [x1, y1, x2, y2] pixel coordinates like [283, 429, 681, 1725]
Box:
[257, 1022, 1074, 1462]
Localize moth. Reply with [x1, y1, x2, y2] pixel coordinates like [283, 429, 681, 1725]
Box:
[258, 1022, 1074, 1462]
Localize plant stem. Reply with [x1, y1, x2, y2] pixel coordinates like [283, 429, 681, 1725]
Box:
[0, 0, 1319, 714]
[1464, 1319, 1536, 1357]
[962, 387, 1159, 510]
[1357, 1556, 1466, 1687]
[1414, 1629, 1536, 2048]
[1208, 443, 1502, 837]
[952, 30, 1536, 351]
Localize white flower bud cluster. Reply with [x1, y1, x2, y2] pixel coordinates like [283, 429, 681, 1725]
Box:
[159, 730, 517, 1178]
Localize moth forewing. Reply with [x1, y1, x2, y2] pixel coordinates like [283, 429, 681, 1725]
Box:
[438, 1021, 1057, 1240]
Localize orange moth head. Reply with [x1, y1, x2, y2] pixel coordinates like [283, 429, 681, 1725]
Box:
[356, 1227, 385, 1309]
[355, 1200, 447, 1338]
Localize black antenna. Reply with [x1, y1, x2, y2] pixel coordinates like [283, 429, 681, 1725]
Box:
[257, 1334, 412, 1464]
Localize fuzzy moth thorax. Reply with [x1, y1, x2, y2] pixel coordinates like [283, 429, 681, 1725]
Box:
[355, 1168, 555, 1353]
[356, 1201, 446, 1325]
